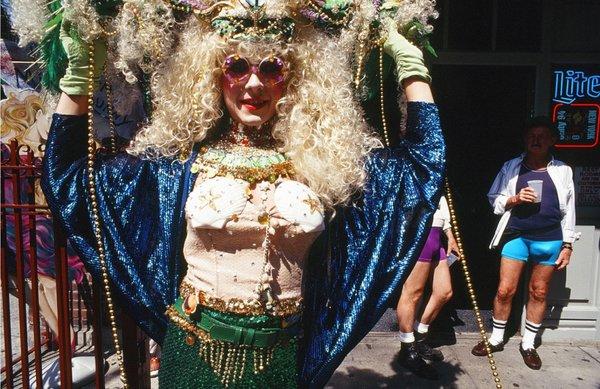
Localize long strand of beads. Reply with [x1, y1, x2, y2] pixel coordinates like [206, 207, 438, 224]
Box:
[87, 43, 129, 388]
[379, 44, 391, 147]
[354, 34, 367, 89]
[256, 213, 274, 312]
[104, 73, 117, 154]
[445, 178, 502, 389]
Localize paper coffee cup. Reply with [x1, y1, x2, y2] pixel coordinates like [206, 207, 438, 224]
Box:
[527, 180, 543, 203]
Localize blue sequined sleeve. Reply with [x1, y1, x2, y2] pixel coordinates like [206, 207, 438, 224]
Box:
[41, 114, 195, 341]
[301, 102, 446, 387]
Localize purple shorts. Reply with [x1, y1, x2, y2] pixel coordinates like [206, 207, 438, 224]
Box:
[417, 227, 447, 263]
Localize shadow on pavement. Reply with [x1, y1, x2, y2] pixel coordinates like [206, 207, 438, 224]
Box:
[327, 351, 465, 389]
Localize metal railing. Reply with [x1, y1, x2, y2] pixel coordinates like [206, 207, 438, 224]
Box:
[1, 139, 151, 388]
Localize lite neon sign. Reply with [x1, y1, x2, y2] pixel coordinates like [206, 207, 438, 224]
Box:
[553, 70, 600, 104]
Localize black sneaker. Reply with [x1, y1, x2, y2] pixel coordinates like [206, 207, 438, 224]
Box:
[397, 342, 439, 380]
[415, 332, 444, 361]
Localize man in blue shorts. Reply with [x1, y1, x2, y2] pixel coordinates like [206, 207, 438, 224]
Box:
[471, 117, 578, 370]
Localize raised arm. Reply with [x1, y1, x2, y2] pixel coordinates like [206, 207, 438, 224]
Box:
[41, 19, 191, 342]
[54, 19, 107, 115]
[383, 19, 434, 104]
[381, 16, 442, 154]
[56, 94, 88, 115]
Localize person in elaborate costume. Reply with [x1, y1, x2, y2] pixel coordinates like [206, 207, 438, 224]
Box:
[12, 0, 445, 386]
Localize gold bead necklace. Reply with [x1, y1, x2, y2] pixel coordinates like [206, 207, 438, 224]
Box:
[445, 178, 503, 389]
[378, 43, 390, 147]
[87, 43, 129, 387]
[104, 78, 117, 154]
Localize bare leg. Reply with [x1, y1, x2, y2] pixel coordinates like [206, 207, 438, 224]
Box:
[526, 264, 554, 323]
[519, 263, 554, 368]
[493, 258, 526, 321]
[38, 274, 75, 349]
[473, 258, 526, 354]
[396, 261, 438, 379]
[419, 260, 452, 325]
[36, 275, 60, 338]
[397, 261, 432, 332]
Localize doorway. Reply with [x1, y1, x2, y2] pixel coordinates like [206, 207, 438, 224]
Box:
[431, 65, 537, 309]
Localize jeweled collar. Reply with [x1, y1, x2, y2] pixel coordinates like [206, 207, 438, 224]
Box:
[220, 121, 277, 149]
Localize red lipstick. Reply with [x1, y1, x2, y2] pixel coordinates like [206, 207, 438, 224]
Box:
[240, 98, 268, 111]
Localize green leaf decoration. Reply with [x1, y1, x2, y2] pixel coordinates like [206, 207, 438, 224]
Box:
[425, 45, 437, 58]
[40, 0, 67, 93]
[402, 18, 437, 58]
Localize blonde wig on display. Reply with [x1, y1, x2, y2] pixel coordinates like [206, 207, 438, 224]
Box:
[9, 0, 48, 46]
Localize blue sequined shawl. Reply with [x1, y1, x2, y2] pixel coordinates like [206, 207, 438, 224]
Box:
[41, 102, 445, 387]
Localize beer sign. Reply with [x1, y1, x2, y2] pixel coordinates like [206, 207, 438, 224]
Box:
[551, 66, 600, 149]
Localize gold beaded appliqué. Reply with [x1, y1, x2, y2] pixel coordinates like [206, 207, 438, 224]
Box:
[179, 282, 303, 317]
[191, 145, 295, 184]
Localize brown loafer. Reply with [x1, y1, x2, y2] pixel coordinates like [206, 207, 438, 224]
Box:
[150, 356, 160, 378]
[471, 340, 504, 356]
[519, 345, 542, 370]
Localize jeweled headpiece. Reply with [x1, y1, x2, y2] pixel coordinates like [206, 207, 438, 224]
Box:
[211, 8, 296, 41]
[165, 0, 298, 41]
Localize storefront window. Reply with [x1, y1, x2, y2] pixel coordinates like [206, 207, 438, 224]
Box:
[496, 0, 542, 52]
[551, 0, 600, 52]
[433, 0, 542, 52]
[446, 0, 493, 51]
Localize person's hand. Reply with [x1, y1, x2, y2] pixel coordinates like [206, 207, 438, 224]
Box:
[59, 19, 107, 95]
[515, 187, 537, 204]
[555, 248, 572, 270]
[447, 238, 460, 258]
[382, 19, 431, 85]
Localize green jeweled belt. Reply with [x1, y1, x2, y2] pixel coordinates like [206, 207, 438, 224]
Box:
[166, 298, 301, 386]
[169, 298, 301, 347]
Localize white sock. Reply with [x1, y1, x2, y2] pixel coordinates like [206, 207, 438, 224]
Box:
[489, 317, 507, 346]
[414, 321, 430, 334]
[522, 320, 541, 350]
[398, 331, 415, 343]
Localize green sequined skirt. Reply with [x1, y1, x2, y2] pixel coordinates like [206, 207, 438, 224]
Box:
[158, 307, 299, 388]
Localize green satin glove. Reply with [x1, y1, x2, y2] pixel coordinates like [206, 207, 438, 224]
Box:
[382, 19, 431, 84]
[58, 19, 107, 95]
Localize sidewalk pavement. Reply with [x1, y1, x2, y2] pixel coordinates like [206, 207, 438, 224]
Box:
[326, 333, 600, 389]
[134, 333, 600, 388]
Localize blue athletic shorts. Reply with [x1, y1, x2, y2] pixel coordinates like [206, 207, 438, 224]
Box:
[501, 237, 561, 266]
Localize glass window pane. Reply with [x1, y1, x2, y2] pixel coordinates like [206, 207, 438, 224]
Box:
[496, 0, 542, 52]
[447, 0, 493, 51]
[551, 0, 600, 52]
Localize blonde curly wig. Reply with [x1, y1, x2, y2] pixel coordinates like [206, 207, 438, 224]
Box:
[112, 0, 438, 206]
[126, 14, 381, 207]
[7, 0, 440, 205]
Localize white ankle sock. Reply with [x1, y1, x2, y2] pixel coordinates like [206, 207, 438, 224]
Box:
[522, 320, 541, 350]
[489, 317, 507, 346]
[414, 321, 430, 334]
[398, 331, 415, 343]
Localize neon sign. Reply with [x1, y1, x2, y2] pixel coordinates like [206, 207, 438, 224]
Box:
[551, 66, 600, 149]
[553, 70, 600, 104]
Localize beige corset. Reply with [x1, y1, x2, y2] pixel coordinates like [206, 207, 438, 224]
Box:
[182, 176, 325, 307]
